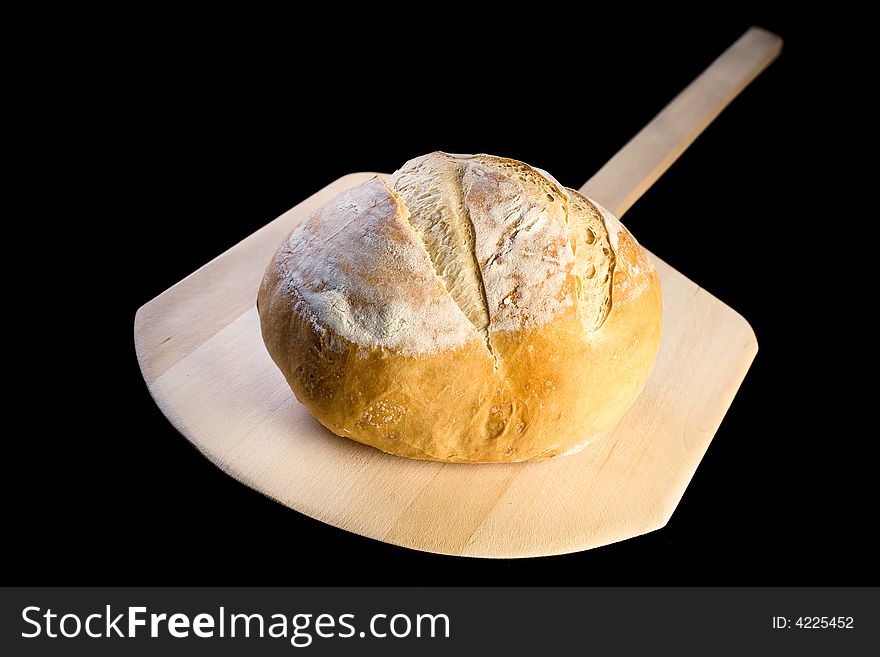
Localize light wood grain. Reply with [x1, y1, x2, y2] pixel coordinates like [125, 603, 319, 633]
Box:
[581, 27, 782, 216]
[135, 185, 756, 556]
[134, 27, 779, 557]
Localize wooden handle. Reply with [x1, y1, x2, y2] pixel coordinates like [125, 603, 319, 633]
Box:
[580, 27, 782, 217]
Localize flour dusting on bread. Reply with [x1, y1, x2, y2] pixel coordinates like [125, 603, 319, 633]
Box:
[461, 157, 576, 332]
[269, 153, 647, 355]
[270, 178, 479, 357]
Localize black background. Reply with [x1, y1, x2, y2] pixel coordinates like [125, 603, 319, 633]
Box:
[13, 11, 872, 584]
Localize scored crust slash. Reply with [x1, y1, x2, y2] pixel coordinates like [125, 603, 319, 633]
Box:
[257, 152, 661, 463]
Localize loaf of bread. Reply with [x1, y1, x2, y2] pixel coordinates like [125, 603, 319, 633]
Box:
[258, 153, 661, 462]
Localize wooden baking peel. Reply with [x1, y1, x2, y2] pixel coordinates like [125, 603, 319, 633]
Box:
[135, 27, 782, 557]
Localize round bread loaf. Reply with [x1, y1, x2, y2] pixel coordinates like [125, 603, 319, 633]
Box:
[257, 153, 661, 462]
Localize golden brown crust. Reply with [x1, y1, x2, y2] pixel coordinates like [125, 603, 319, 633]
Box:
[258, 154, 662, 462]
